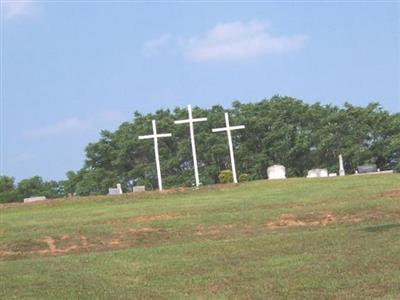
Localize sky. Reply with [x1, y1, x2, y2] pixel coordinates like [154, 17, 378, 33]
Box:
[1, 0, 399, 182]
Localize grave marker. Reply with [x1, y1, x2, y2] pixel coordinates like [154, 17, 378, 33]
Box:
[307, 168, 328, 178]
[267, 165, 286, 179]
[24, 196, 46, 203]
[339, 154, 345, 176]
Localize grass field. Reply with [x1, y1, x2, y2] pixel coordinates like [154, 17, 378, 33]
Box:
[1, 174, 399, 299]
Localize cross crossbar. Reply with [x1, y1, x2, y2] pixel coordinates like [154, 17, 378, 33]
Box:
[138, 133, 172, 139]
[212, 125, 245, 133]
[174, 117, 207, 124]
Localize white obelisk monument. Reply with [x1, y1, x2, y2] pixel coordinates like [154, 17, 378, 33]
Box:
[212, 112, 245, 184]
[339, 154, 345, 176]
[174, 105, 207, 187]
[138, 120, 172, 191]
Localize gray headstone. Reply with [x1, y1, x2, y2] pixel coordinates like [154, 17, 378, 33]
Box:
[357, 164, 377, 174]
[267, 165, 286, 179]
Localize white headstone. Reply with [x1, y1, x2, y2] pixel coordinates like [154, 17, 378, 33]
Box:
[212, 113, 245, 184]
[132, 186, 146, 193]
[174, 105, 207, 187]
[138, 120, 172, 191]
[116, 183, 122, 194]
[24, 196, 46, 203]
[339, 154, 345, 176]
[328, 173, 337, 177]
[267, 165, 286, 179]
[307, 168, 328, 178]
[108, 187, 122, 195]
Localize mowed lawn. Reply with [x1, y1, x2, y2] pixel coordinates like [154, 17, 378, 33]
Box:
[1, 174, 399, 299]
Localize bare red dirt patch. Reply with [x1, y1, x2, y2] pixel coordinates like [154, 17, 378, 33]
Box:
[0, 226, 163, 259]
[382, 189, 400, 198]
[266, 213, 339, 229]
[105, 213, 183, 225]
[195, 224, 236, 236]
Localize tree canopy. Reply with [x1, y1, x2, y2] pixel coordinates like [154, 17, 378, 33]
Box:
[1, 96, 399, 202]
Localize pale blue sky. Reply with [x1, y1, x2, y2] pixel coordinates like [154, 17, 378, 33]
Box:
[2, 1, 399, 181]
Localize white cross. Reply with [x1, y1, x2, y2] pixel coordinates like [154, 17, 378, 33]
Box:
[138, 120, 172, 191]
[212, 112, 245, 184]
[174, 105, 207, 187]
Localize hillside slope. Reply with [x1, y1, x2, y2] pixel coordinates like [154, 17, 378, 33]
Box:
[1, 174, 400, 299]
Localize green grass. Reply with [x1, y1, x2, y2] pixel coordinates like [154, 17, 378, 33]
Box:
[1, 174, 399, 299]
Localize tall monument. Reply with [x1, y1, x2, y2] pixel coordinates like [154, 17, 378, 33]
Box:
[339, 154, 345, 176]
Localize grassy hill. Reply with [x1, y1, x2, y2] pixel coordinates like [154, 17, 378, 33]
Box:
[1, 174, 399, 299]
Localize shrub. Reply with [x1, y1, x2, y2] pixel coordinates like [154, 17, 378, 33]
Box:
[218, 170, 233, 184]
[239, 173, 250, 182]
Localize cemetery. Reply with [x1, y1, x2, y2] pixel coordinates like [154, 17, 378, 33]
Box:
[1, 99, 399, 299]
[3, 1, 399, 297]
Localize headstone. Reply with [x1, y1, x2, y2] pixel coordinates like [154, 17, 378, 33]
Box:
[109, 184, 123, 195]
[329, 173, 337, 177]
[357, 164, 377, 174]
[24, 196, 46, 203]
[339, 154, 345, 176]
[307, 168, 328, 178]
[267, 165, 286, 179]
[132, 185, 145, 193]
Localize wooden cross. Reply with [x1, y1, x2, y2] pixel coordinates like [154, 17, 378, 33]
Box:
[174, 105, 207, 187]
[138, 120, 172, 191]
[212, 112, 245, 183]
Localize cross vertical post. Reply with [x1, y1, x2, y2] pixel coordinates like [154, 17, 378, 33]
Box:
[212, 112, 245, 183]
[138, 120, 172, 191]
[174, 105, 207, 187]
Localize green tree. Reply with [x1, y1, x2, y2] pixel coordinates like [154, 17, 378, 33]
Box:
[0, 176, 18, 203]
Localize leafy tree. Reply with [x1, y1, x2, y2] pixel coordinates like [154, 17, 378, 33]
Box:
[0, 176, 18, 203]
[5, 96, 399, 201]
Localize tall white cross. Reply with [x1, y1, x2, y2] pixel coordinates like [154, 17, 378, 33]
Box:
[138, 120, 172, 191]
[174, 105, 207, 187]
[212, 112, 245, 183]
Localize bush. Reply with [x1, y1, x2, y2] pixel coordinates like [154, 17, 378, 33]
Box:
[218, 170, 233, 184]
[239, 173, 250, 182]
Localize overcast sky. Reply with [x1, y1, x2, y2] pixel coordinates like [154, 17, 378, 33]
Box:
[2, 1, 399, 181]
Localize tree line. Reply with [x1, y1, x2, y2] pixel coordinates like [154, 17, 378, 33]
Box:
[1, 96, 399, 202]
